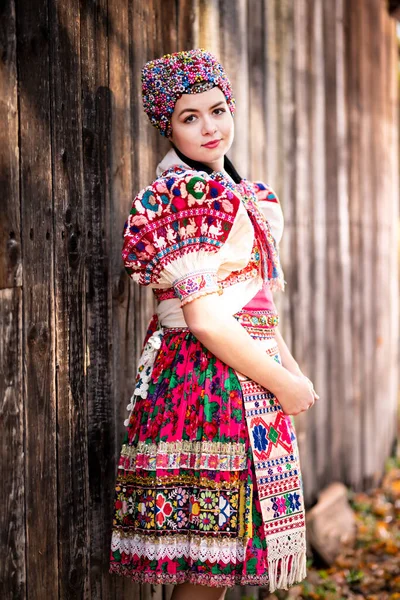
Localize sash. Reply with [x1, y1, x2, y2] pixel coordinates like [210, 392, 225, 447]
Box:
[240, 371, 307, 592]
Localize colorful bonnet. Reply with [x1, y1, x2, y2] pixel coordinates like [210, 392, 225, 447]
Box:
[141, 48, 236, 138]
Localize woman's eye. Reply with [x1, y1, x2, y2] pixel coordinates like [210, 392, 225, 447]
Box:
[183, 108, 226, 124]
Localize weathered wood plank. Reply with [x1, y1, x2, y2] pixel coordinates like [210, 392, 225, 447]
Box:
[292, 0, 315, 502]
[107, 0, 141, 598]
[334, 0, 353, 488]
[48, 0, 89, 597]
[219, 0, 249, 175]
[267, 0, 296, 350]
[80, 0, 116, 597]
[0, 289, 25, 599]
[247, 0, 267, 181]
[368, 0, 386, 486]
[309, 0, 329, 491]
[344, 0, 364, 491]
[0, 4, 25, 597]
[177, 0, 200, 49]
[17, 0, 59, 598]
[198, 0, 221, 56]
[322, 0, 346, 485]
[385, 6, 400, 463]
[358, 0, 375, 491]
[0, 0, 21, 290]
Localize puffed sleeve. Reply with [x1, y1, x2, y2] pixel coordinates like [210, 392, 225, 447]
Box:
[252, 181, 284, 245]
[122, 171, 255, 306]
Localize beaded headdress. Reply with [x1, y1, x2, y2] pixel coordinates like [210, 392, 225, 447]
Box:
[141, 48, 236, 137]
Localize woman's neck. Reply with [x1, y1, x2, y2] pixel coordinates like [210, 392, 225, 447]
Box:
[172, 144, 242, 183]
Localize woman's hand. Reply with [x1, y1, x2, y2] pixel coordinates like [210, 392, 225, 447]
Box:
[276, 371, 317, 416]
[301, 374, 320, 403]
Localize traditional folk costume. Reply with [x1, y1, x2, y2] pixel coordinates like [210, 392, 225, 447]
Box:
[109, 49, 307, 592]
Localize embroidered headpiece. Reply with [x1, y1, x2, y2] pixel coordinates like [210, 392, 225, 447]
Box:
[141, 48, 236, 137]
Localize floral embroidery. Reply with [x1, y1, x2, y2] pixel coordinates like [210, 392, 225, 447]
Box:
[173, 270, 221, 305]
[253, 424, 268, 452]
[122, 171, 241, 285]
[155, 493, 174, 526]
[199, 512, 216, 532]
[199, 490, 218, 510]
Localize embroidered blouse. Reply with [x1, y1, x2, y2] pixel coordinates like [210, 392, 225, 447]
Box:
[122, 147, 285, 328]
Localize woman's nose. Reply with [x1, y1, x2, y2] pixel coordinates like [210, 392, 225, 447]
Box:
[202, 117, 217, 135]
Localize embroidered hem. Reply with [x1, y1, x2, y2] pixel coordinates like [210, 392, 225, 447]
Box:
[109, 563, 271, 588]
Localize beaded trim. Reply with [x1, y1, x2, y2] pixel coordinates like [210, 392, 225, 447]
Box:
[234, 310, 279, 329]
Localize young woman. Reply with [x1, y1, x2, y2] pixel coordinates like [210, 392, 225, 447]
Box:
[109, 49, 318, 600]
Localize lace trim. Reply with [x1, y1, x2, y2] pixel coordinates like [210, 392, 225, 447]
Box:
[110, 531, 247, 563]
[124, 328, 163, 426]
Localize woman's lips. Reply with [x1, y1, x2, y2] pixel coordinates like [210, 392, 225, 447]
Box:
[202, 139, 221, 148]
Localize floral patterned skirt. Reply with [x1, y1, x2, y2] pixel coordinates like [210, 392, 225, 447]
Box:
[109, 310, 294, 587]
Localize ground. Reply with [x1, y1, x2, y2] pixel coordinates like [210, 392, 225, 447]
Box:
[261, 457, 400, 600]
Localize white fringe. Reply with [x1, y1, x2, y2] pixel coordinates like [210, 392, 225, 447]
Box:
[268, 549, 307, 593]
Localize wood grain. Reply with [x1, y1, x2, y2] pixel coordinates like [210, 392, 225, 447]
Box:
[1, 1, 398, 599]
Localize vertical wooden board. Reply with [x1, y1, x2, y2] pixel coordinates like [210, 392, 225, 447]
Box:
[377, 7, 390, 465]
[292, 0, 316, 502]
[264, 0, 279, 188]
[16, 0, 59, 597]
[247, 0, 267, 181]
[368, 0, 387, 485]
[218, 0, 249, 175]
[0, 5, 25, 597]
[1, 289, 25, 599]
[155, 0, 178, 55]
[263, 0, 289, 331]
[309, 0, 329, 489]
[0, 0, 21, 290]
[47, 0, 89, 598]
[358, 0, 375, 490]
[107, 1, 142, 598]
[322, 0, 345, 484]
[177, 0, 200, 49]
[198, 0, 221, 56]
[270, 0, 296, 352]
[378, 6, 392, 466]
[385, 11, 400, 459]
[334, 0, 353, 488]
[344, 0, 363, 490]
[80, 0, 115, 598]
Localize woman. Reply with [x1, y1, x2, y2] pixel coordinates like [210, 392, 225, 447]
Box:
[109, 49, 318, 600]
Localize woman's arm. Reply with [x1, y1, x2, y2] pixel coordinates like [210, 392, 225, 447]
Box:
[274, 326, 319, 402]
[273, 326, 302, 375]
[182, 293, 315, 416]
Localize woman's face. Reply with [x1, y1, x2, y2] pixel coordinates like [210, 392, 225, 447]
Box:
[168, 86, 234, 172]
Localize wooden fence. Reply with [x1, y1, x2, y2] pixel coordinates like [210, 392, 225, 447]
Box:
[1, 0, 399, 599]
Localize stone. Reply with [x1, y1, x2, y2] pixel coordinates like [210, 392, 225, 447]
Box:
[306, 482, 357, 565]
